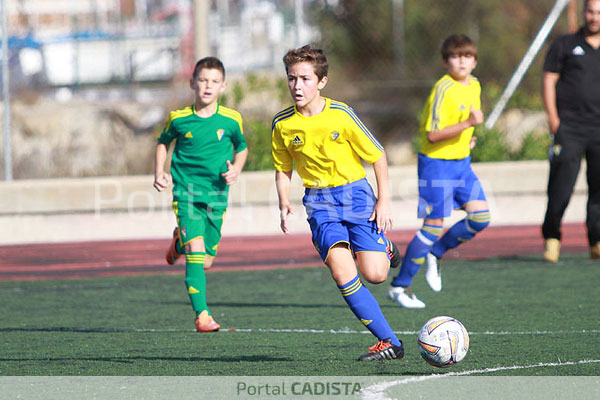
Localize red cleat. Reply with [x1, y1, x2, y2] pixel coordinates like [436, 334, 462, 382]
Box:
[165, 227, 182, 265]
[195, 311, 221, 332]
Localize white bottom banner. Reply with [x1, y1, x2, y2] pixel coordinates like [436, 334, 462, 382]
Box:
[1, 376, 599, 399]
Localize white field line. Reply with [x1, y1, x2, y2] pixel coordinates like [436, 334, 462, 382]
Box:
[359, 359, 600, 400]
[130, 328, 600, 335]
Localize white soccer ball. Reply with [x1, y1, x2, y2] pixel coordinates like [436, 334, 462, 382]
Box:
[417, 316, 469, 368]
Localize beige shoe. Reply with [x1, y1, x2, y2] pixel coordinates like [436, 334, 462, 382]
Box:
[590, 242, 600, 260]
[543, 239, 560, 262]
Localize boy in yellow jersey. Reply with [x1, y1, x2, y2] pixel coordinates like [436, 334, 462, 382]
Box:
[154, 57, 248, 331]
[389, 34, 490, 308]
[272, 44, 404, 361]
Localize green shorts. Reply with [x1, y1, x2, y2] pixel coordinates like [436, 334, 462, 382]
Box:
[173, 201, 226, 257]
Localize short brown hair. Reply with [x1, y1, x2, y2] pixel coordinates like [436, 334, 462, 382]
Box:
[283, 44, 328, 81]
[192, 57, 225, 80]
[440, 34, 478, 61]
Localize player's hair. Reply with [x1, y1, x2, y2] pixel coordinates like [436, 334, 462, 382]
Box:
[283, 44, 328, 81]
[440, 34, 478, 61]
[192, 57, 225, 80]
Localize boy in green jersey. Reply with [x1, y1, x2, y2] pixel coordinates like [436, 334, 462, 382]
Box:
[154, 57, 248, 332]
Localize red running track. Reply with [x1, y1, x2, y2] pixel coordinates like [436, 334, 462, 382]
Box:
[0, 223, 589, 282]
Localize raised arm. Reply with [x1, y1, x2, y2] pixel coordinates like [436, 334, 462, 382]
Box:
[426, 107, 484, 143]
[222, 148, 248, 185]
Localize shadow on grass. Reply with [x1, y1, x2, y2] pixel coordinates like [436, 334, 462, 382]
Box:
[0, 355, 292, 363]
[158, 301, 347, 309]
[0, 327, 141, 333]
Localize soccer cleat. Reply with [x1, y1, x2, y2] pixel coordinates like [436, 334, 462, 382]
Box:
[388, 285, 426, 309]
[386, 239, 402, 268]
[424, 252, 442, 292]
[543, 238, 560, 263]
[195, 310, 221, 332]
[166, 227, 182, 265]
[358, 338, 404, 361]
[591, 242, 600, 260]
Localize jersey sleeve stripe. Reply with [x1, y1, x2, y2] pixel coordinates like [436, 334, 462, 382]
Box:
[273, 105, 295, 119]
[217, 106, 244, 133]
[431, 79, 453, 131]
[330, 103, 384, 152]
[271, 108, 295, 131]
[164, 107, 193, 132]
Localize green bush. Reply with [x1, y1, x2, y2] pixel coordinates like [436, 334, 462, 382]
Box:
[471, 128, 512, 162]
[513, 131, 552, 160]
[244, 119, 274, 171]
[471, 127, 550, 162]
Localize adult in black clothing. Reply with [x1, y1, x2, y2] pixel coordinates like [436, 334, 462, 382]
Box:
[542, 0, 600, 262]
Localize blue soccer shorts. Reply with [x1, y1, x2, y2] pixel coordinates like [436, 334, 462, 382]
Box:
[417, 153, 487, 219]
[302, 178, 389, 262]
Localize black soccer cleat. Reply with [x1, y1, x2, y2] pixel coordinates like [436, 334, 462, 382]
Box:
[358, 338, 404, 361]
[386, 239, 402, 268]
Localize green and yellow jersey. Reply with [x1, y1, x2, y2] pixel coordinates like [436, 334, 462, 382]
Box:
[158, 104, 246, 205]
[420, 74, 481, 160]
[271, 98, 383, 188]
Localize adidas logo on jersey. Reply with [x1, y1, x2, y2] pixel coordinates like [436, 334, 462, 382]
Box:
[292, 135, 303, 145]
[185, 131, 193, 138]
[331, 131, 340, 140]
[572, 45, 585, 56]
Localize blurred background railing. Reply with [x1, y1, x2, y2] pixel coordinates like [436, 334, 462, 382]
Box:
[0, 0, 582, 179]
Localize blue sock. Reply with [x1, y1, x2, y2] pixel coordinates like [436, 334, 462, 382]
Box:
[432, 210, 490, 258]
[339, 275, 401, 346]
[391, 223, 442, 287]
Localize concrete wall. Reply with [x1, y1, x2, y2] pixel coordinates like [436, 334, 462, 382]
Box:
[0, 161, 587, 245]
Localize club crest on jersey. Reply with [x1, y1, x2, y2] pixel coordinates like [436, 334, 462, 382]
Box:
[216, 129, 225, 141]
[572, 45, 585, 56]
[331, 131, 340, 141]
[292, 135, 303, 145]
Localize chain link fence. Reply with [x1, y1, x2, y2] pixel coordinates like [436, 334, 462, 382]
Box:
[1, 0, 580, 178]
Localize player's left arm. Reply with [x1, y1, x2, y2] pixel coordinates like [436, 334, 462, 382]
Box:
[426, 106, 483, 143]
[222, 148, 248, 185]
[427, 81, 483, 143]
[370, 152, 393, 234]
[222, 118, 248, 185]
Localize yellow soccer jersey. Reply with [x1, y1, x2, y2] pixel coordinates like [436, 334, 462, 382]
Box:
[272, 98, 384, 188]
[420, 74, 481, 159]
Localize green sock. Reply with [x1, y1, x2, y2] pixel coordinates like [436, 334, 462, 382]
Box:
[184, 252, 209, 316]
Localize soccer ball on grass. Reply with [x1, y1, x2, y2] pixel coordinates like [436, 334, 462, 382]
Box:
[417, 316, 469, 368]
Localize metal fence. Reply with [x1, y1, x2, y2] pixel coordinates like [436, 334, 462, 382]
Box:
[0, 0, 582, 179]
[1, 0, 579, 87]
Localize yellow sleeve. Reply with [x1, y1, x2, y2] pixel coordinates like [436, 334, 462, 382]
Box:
[424, 79, 454, 132]
[337, 104, 383, 164]
[271, 125, 293, 172]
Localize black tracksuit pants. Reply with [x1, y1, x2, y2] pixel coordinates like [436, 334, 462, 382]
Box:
[542, 123, 600, 246]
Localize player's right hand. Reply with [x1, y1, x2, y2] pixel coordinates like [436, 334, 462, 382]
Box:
[279, 204, 294, 234]
[154, 171, 172, 192]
